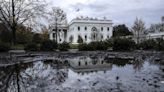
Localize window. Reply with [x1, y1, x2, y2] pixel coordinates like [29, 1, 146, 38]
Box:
[69, 35, 74, 42]
[85, 27, 87, 31]
[107, 27, 109, 31]
[101, 61, 104, 64]
[101, 35, 103, 39]
[78, 62, 81, 66]
[107, 35, 109, 39]
[85, 62, 87, 66]
[78, 26, 80, 31]
[93, 34, 96, 40]
[53, 33, 56, 38]
[92, 27, 97, 31]
[85, 35, 87, 41]
[101, 27, 103, 31]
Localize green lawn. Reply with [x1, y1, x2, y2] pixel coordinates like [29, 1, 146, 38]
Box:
[11, 44, 25, 50]
[69, 43, 79, 49]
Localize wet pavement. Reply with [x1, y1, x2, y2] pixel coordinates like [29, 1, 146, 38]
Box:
[0, 54, 164, 92]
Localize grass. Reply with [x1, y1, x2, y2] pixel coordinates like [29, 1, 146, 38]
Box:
[10, 43, 78, 50]
[11, 44, 25, 50]
[69, 43, 79, 49]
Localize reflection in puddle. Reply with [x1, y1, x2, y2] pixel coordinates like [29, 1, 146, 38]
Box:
[0, 56, 164, 92]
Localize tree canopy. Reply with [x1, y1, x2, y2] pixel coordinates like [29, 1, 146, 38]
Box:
[113, 24, 133, 37]
[48, 7, 67, 43]
[0, 0, 47, 45]
[132, 17, 146, 44]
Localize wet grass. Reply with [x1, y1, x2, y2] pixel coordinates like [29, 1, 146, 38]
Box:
[69, 43, 79, 49]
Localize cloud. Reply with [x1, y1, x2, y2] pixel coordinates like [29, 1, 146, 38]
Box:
[50, 0, 164, 27]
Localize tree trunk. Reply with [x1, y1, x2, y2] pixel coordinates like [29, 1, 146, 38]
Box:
[12, 26, 16, 45]
[15, 64, 20, 92]
[137, 30, 139, 44]
[12, 0, 16, 45]
[56, 29, 58, 43]
[55, 18, 58, 43]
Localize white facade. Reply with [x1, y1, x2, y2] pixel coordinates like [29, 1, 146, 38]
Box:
[146, 32, 164, 39]
[146, 23, 164, 40]
[69, 57, 112, 73]
[49, 25, 68, 43]
[49, 17, 113, 44]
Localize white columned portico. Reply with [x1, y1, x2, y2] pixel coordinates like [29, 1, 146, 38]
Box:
[49, 17, 113, 44]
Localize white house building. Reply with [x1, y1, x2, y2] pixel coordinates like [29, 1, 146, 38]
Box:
[146, 24, 164, 39]
[146, 19, 164, 40]
[146, 32, 164, 39]
[69, 57, 112, 73]
[49, 17, 113, 44]
[49, 24, 68, 43]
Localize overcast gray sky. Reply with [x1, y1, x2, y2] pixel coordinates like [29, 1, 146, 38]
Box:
[49, 0, 164, 27]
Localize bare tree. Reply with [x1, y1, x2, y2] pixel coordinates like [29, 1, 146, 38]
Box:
[0, 0, 47, 45]
[148, 16, 164, 33]
[41, 26, 49, 41]
[161, 16, 164, 31]
[149, 23, 164, 33]
[132, 17, 146, 44]
[48, 7, 67, 43]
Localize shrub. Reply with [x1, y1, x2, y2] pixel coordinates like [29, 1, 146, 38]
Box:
[138, 39, 156, 50]
[24, 43, 38, 51]
[40, 40, 57, 51]
[32, 33, 42, 44]
[113, 38, 136, 51]
[78, 41, 108, 51]
[95, 41, 108, 50]
[104, 39, 113, 48]
[11, 44, 24, 50]
[154, 38, 164, 51]
[58, 42, 70, 51]
[77, 35, 83, 43]
[0, 30, 12, 43]
[88, 42, 98, 51]
[78, 43, 88, 51]
[0, 42, 10, 52]
[69, 43, 78, 49]
[137, 38, 164, 51]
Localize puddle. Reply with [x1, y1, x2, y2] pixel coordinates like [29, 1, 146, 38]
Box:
[0, 56, 164, 92]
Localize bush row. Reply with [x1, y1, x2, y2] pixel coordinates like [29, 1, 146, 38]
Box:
[79, 38, 164, 51]
[24, 40, 70, 51]
[138, 38, 164, 51]
[112, 38, 136, 51]
[1, 38, 164, 52]
[78, 41, 108, 51]
[0, 40, 70, 52]
[0, 42, 10, 52]
[78, 38, 135, 51]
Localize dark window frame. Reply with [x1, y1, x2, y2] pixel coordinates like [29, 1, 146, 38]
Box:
[107, 27, 109, 31]
[101, 27, 103, 31]
[78, 26, 80, 31]
[101, 35, 103, 39]
[53, 33, 56, 38]
[85, 27, 87, 31]
[107, 35, 109, 39]
[85, 35, 87, 41]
